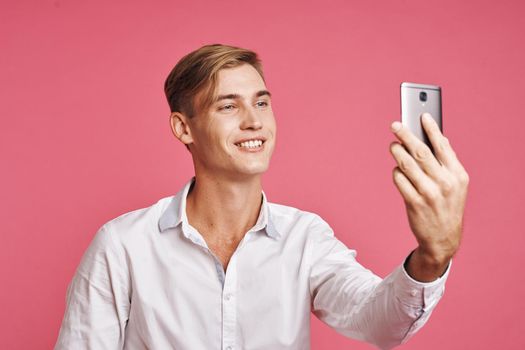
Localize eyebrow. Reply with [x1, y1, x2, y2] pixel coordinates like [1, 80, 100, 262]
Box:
[215, 90, 272, 102]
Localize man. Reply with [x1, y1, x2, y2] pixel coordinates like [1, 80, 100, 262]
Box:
[55, 44, 469, 349]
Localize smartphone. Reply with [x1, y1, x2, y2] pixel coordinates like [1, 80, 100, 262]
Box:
[400, 82, 442, 154]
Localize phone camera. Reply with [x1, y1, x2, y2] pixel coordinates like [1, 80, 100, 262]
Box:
[419, 91, 427, 102]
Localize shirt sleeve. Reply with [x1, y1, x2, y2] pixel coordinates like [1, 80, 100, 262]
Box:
[54, 223, 131, 350]
[308, 215, 451, 350]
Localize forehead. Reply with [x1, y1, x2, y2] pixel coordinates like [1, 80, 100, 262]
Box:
[215, 64, 266, 94]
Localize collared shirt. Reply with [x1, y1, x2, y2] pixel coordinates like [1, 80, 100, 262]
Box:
[55, 176, 451, 350]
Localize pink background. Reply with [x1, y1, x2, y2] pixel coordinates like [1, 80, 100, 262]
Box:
[2, 0, 524, 349]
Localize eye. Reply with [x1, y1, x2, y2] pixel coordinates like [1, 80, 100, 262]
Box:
[219, 104, 236, 111]
[256, 101, 269, 108]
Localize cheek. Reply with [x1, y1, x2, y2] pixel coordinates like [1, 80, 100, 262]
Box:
[266, 114, 277, 136]
[205, 121, 235, 149]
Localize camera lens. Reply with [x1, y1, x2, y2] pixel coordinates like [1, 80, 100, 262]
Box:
[419, 91, 427, 102]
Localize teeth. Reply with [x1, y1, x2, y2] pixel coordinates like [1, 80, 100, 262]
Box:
[236, 139, 263, 148]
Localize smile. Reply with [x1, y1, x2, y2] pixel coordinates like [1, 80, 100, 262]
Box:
[234, 139, 265, 152]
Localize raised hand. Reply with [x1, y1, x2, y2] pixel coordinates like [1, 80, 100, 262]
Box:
[389, 113, 469, 282]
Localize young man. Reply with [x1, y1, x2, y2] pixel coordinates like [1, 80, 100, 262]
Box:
[55, 44, 469, 349]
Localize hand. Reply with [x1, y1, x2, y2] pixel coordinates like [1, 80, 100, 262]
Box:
[389, 113, 469, 280]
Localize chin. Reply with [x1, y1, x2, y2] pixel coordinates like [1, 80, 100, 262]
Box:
[237, 162, 270, 176]
[243, 166, 269, 175]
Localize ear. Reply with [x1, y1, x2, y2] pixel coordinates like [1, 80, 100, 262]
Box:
[169, 112, 194, 146]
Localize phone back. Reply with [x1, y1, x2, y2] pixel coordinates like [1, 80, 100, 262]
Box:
[400, 82, 442, 152]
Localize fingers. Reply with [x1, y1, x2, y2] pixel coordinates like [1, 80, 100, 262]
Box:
[390, 119, 444, 179]
[392, 167, 423, 206]
[390, 142, 427, 190]
[390, 142, 441, 199]
[420, 113, 468, 176]
[390, 115, 470, 201]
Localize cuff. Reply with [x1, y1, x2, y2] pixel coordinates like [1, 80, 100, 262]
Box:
[393, 253, 452, 311]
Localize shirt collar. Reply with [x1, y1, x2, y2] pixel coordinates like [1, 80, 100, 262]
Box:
[158, 176, 281, 240]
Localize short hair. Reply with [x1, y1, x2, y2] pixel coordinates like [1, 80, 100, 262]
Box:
[164, 43, 266, 119]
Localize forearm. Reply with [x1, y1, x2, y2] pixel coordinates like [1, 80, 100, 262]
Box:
[348, 260, 450, 349]
[309, 219, 452, 349]
[312, 256, 451, 350]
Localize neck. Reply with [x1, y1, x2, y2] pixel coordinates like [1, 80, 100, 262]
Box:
[186, 172, 263, 243]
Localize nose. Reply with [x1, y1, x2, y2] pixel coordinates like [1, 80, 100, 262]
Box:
[240, 105, 263, 130]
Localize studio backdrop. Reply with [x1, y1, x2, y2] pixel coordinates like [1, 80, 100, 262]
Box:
[1, 0, 524, 349]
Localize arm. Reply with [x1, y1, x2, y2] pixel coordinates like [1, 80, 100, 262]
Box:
[308, 218, 450, 350]
[310, 114, 468, 349]
[54, 224, 130, 350]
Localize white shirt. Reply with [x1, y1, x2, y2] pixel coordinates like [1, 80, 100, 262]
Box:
[55, 176, 451, 350]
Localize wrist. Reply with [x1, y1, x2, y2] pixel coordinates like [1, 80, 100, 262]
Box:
[405, 248, 451, 282]
[414, 246, 453, 268]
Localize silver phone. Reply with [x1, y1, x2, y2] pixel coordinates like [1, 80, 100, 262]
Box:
[400, 82, 442, 154]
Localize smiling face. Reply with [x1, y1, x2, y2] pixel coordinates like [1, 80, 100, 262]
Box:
[176, 63, 277, 181]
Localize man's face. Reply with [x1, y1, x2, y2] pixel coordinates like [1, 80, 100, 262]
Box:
[187, 64, 276, 180]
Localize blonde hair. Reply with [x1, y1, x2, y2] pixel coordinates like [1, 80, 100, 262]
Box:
[164, 43, 265, 118]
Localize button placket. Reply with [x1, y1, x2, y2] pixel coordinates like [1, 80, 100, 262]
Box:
[214, 260, 225, 286]
[222, 251, 238, 350]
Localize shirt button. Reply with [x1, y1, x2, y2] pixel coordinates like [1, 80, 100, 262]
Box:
[226, 346, 233, 350]
[410, 290, 418, 297]
[224, 293, 232, 301]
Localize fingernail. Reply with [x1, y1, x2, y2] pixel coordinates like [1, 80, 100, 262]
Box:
[391, 121, 402, 132]
[422, 113, 433, 122]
